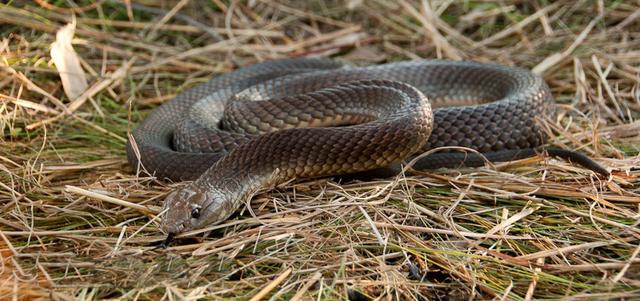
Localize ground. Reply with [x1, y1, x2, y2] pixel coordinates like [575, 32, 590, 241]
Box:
[1, 1, 639, 300]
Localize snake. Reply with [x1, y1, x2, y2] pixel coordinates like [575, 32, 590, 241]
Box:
[125, 58, 609, 239]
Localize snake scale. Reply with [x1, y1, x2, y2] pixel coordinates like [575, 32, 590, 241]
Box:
[126, 58, 607, 238]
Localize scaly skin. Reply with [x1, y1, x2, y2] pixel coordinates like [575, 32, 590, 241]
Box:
[161, 80, 433, 234]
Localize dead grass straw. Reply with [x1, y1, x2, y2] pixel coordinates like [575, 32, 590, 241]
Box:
[1, 1, 639, 300]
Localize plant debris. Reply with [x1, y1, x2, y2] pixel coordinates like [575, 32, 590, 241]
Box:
[1, 1, 639, 300]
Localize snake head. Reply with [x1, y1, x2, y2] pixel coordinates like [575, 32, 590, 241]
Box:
[161, 184, 229, 236]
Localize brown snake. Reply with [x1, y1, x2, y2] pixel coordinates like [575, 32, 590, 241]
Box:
[125, 58, 608, 239]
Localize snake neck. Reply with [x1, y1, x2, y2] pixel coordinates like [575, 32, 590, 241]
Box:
[196, 160, 275, 203]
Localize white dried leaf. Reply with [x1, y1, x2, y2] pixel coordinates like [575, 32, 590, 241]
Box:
[50, 21, 88, 100]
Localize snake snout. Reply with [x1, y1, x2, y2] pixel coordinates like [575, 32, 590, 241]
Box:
[161, 188, 197, 234]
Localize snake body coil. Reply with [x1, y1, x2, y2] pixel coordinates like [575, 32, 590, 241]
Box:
[126, 58, 554, 235]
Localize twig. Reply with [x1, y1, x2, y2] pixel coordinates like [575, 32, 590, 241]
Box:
[249, 268, 292, 301]
[65, 185, 158, 215]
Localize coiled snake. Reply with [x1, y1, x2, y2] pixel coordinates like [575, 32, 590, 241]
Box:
[125, 58, 608, 239]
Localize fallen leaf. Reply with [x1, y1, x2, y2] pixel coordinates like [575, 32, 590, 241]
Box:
[50, 19, 88, 100]
[342, 45, 387, 63]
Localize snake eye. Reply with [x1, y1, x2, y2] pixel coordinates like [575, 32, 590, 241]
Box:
[191, 207, 201, 219]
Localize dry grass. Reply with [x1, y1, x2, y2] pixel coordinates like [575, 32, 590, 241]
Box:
[1, 0, 639, 300]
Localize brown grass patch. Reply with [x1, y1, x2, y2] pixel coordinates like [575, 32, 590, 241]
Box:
[1, 1, 639, 300]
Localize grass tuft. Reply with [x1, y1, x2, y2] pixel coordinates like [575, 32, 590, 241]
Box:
[1, 0, 639, 300]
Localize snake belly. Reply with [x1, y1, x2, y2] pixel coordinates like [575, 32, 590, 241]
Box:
[126, 58, 554, 234]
